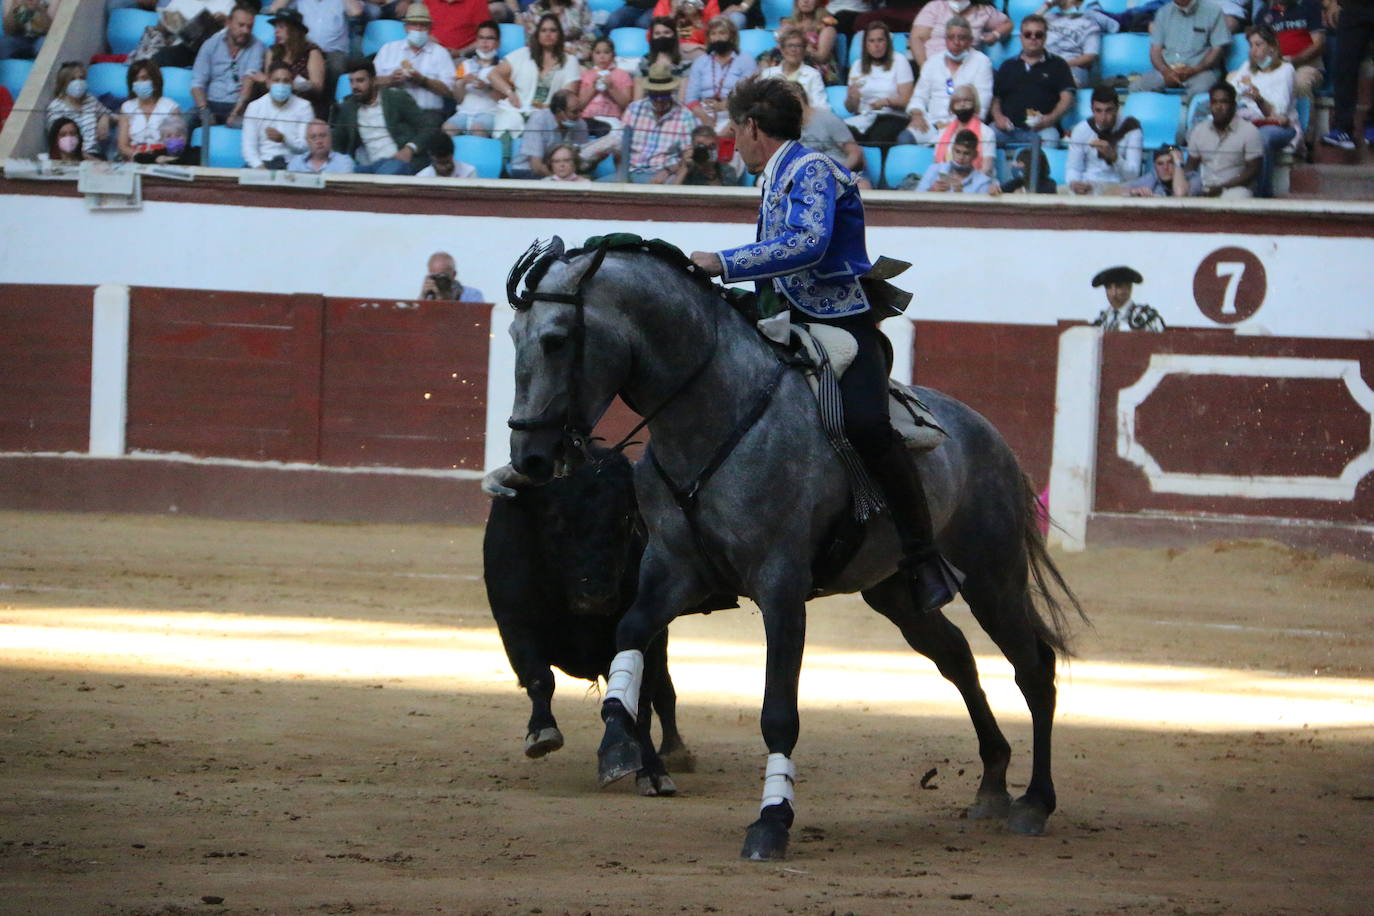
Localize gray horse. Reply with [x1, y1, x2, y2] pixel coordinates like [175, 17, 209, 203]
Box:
[505, 237, 1086, 860]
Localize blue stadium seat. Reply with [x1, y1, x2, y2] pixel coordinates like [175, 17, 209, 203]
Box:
[984, 36, 1019, 69]
[1061, 86, 1094, 132]
[362, 20, 405, 56]
[762, 0, 792, 28]
[825, 83, 849, 119]
[87, 62, 129, 102]
[739, 28, 777, 62]
[1006, 0, 1041, 27]
[861, 144, 881, 186]
[592, 153, 617, 179]
[1184, 90, 1209, 136]
[1225, 33, 1249, 73]
[1042, 145, 1067, 184]
[1098, 33, 1152, 79]
[883, 143, 934, 188]
[253, 14, 276, 48]
[108, 8, 156, 56]
[0, 58, 33, 99]
[608, 26, 648, 59]
[160, 66, 195, 112]
[1295, 95, 1310, 132]
[335, 72, 352, 100]
[848, 31, 908, 64]
[192, 125, 246, 168]
[1121, 90, 1183, 149]
[454, 135, 503, 178]
[499, 22, 525, 58]
[587, 0, 624, 14]
[1096, 0, 1130, 12]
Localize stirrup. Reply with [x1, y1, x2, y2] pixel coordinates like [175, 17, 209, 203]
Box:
[901, 553, 965, 612]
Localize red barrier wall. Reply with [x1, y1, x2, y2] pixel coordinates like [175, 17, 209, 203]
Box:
[0, 284, 93, 452]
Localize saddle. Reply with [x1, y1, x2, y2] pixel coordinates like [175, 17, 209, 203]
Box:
[755, 313, 947, 454]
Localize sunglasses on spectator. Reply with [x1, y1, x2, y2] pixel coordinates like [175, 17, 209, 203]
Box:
[1022, 29, 1046, 38]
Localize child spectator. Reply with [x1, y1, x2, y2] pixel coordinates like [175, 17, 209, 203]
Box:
[47, 117, 84, 163]
[577, 37, 633, 121]
[416, 130, 479, 175]
[542, 142, 589, 180]
[914, 127, 998, 192]
[1124, 143, 1201, 195]
[46, 61, 113, 159]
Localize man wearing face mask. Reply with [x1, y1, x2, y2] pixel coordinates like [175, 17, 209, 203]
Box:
[1040, 0, 1102, 87]
[190, 4, 266, 128]
[914, 128, 997, 192]
[901, 17, 993, 146]
[508, 88, 590, 178]
[242, 60, 314, 168]
[374, 4, 455, 130]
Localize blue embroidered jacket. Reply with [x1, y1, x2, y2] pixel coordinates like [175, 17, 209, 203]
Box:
[717, 140, 873, 318]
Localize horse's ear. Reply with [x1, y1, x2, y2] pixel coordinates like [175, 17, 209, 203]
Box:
[547, 236, 566, 260]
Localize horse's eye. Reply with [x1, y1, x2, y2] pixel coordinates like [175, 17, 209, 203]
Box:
[541, 333, 567, 355]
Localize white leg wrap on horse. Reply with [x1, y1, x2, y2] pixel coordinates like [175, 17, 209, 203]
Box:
[760, 752, 796, 812]
[604, 649, 644, 722]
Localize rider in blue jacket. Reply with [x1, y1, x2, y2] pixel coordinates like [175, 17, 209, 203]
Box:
[690, 76, 962, 611]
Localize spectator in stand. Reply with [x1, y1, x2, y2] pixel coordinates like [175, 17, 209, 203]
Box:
[685, 16, 756, 129]
[118, 60, 184, 161]
[921, 84, 996, 173]
[914, 128, 998, 192]
[990, 14, 1074, 145]
[1319, 0, 1374, 150]
[0, 0, 54, 60]
[426, 0, 494, 53]
[542, 142, 589, 179]
[760, 28, 827, 109]
[421, 251, 485, 301]
[416, 130, 478, 175]
[242, 60, 313, 168]
[263, 0, 359, 88]
[1122, 0, 1229, 100]
[288, 117, 357, 171]
[136, 115, 199, 163]
[257, 9, 327, 120]
[509, 87, 588, 177]
[333, 58, 430, 174]
[1255, 0, 1325, 99]
[799, 84, 868, 182]
[490, 12, 583, 133]
[47, 118, 84, 164]
[1040, 0, 1102, 87]
[855, 0, 924, 41]
[46, 62, 113, 159]
[901, 18, 993, 145]
[1228, 25, 1296, 197]
[1090, 266, 1165, 331]
[521, 0, 593, 61]
[1064, 86, 1142, 194]
[911, 0, 1010, 68]
[655, 122, 740, 183]
[825, 0, 867, 40]
[782, 0, 838, 84]
[602, 0, 656, 35]
[1000, 144, 1058, 191]
[1184, 80, 1262, 196]
[375, 4, 456, 130]
[577, 37, 634, 121]
[845, 22, 914, 152]
[447, 20, 501, 136]
[635, 16, 690, 100]
[1125, 143, 1201, 195]
[620, 61, 696, 181]
[191, 4, 265, 128]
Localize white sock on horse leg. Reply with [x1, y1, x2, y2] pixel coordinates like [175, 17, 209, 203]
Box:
[760, 752, 796, 813]
[605, 649, 644, 722]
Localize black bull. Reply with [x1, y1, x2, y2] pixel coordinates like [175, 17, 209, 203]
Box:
[482, 448, 692, 796]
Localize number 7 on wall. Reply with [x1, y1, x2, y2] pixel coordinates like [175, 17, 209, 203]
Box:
[1214, 261, 1247, 316]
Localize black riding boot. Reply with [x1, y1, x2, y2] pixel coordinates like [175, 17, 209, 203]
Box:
[864, 438, 965, 612]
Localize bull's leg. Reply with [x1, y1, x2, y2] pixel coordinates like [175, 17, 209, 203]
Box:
[523, 667, 564, 758]
[741, 576, 808, 861]
[599, 551, 706, 788]
[650, 632, 695, 773]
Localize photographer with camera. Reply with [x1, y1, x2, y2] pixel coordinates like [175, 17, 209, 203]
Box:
[420, 251, 486, 302]
[655, 123, 738, 185]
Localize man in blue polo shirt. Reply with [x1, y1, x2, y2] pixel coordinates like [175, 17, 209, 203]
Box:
[190, 3, 265, 127]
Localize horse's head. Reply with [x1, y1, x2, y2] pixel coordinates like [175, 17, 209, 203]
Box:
[506, 238, 627, 484]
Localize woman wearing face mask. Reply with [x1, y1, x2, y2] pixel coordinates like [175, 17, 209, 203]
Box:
[635, 16, 690, 99]
[844, 22, 913, 158]
[1227, 24, 1297, 198]
[911, 0, 1009, 68]
[117, 60, 182, 162]
[782, 0, 838, 84]
[241, 61, 313, 169]
[577, 37, 633, 120]
[47, 117, 84, 165]
[684, 15, 756, 129]
[46, 61, 112, 160]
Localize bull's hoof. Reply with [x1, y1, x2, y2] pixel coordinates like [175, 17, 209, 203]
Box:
[1007, 795, 1052, 836]
[659, 745, 697, 774]
[967, 789, 1011, 820]
[740, 802, 793, 861]
[597, 700, 642, 788]
[524, 726, 564, 759]
[636, 770, 677, 797]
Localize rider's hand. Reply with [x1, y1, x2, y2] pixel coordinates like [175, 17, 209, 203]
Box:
[690, 251, 724, 277]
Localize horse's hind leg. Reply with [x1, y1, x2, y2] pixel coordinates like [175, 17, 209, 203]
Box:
[862, 577, 1013, 820]
[634, 632, 678, 797]
[963, 583, 1059, 836]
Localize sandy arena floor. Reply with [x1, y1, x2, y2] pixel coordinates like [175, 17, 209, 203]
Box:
[1, 511, 1371, 915]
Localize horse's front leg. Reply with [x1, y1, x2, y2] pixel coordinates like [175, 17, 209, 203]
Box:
[741, 582, 808, 861]
[598, 549, 707, 788]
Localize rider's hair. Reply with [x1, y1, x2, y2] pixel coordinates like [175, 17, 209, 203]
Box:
[727, 75, 802, 141]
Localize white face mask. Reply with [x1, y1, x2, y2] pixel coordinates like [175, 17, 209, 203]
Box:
[1255, 53, 1275, 69]
[406, 29, 429, 48]
[949, 0, 970, 11]
[66, 78, 87, 98]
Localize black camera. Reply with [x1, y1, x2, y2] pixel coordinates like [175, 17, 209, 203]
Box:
[691, 145, 712, 165]
[425, 273, 454, 300]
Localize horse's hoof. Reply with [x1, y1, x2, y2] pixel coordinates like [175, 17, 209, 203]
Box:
[636, 771, 677, 797]
[740, 802, 793, 861]
[1007, 795, 1051, 836]
[524, 726, 564, 759]
[967, 790, 1011, 820]
[659, 746, 697, 774]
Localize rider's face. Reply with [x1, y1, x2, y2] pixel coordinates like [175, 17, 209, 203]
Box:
[733, 118, 768, 174]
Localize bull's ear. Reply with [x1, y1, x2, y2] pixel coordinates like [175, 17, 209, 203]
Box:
[547, 236, 566, 260]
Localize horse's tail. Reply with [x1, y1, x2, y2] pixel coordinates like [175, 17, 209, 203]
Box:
[1020, 472, 1090, 658]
